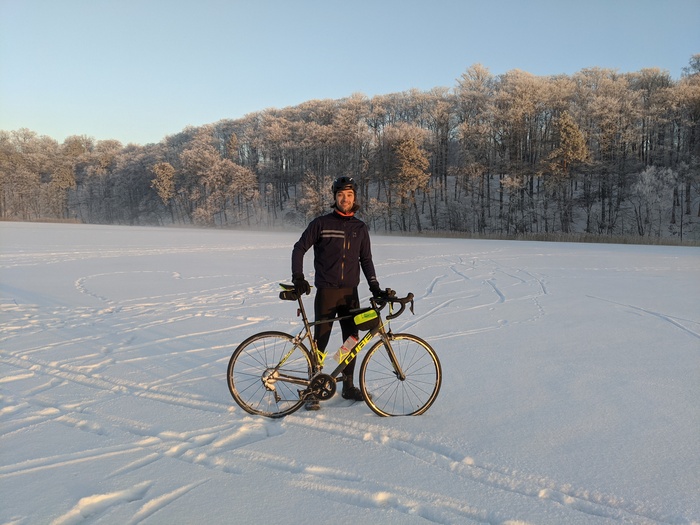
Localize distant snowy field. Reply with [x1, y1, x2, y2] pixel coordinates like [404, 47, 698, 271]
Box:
[1, 222, 699, 525]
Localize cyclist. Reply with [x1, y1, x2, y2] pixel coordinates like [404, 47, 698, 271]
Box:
[291, 176, 384, 410]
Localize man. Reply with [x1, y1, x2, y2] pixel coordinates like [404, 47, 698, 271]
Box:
[291, 176, 384, 410]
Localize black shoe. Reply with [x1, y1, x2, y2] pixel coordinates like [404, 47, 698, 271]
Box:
[304, 398, 320, 411]
[341, 385, 364, 401]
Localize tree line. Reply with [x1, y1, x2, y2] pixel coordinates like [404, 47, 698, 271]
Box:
[2, 57, 699, 241]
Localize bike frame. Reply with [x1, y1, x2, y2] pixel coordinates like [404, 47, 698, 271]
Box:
[279, 286, 406, 389]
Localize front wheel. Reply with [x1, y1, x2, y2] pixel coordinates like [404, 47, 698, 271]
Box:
[359, 333, 442, 416]
[227, 331, 313, 418]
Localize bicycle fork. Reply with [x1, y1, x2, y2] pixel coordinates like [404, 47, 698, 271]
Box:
[381, 334, 407, 381]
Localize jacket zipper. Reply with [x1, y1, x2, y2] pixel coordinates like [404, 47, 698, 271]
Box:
[341, 233, 347, 283]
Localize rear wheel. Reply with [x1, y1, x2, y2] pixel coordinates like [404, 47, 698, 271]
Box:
[359, 333, 441, 416]
[227, 331, 313, 418]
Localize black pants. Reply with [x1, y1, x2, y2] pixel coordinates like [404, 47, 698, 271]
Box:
[314, 287, 359, 382]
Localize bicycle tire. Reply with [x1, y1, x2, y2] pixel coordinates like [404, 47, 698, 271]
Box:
[227, 331, 313, 418]
[359, 333, 441, 417]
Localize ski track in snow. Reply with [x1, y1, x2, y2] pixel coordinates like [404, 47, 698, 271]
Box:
[1, 228, 698, 524]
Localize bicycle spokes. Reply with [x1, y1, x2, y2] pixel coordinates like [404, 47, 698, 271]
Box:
[359, 333, 441, 417]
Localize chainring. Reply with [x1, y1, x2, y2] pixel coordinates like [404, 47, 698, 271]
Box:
[308, 373, 336, 400]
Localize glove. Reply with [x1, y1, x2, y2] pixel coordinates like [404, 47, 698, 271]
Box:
[292, 274, 311, 296]
[370, 282, 390, 304]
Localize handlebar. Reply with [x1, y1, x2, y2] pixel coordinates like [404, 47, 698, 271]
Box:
[371, 288, 414, 320]
[279, 283, 414, 321]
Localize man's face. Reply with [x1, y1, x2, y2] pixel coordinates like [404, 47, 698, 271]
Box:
[335, 189, 355, 213]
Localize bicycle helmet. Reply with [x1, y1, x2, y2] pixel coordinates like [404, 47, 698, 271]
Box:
[332, 176, 357, 196]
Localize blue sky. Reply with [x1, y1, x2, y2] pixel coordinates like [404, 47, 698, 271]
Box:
[1, 0, 698, 145]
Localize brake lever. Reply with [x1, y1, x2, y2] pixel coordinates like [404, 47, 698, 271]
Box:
[405, 292, 415, 315]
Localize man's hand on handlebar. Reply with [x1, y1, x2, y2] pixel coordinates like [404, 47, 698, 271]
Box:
[370, 289, 415, 319]
[372, 287, 395, 306]
[292, 274, 311, 296]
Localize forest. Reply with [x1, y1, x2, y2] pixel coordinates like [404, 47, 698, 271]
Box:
[2, 57, 700, 242]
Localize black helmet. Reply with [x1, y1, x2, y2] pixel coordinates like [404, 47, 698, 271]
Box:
[332, 176, 357, 195]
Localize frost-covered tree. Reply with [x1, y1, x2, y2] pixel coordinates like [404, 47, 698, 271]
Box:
[151, 161, 176, 221]
[630, 166, 676, 236]
[544, 111, 590, 232]
[297, 171, 331, 220]
[385, 124, 430, 231]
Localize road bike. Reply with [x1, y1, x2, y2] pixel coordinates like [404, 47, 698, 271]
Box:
[226, 284, 442, 418]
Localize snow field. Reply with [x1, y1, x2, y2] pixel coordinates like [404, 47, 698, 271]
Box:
[1, 222, 699, 524]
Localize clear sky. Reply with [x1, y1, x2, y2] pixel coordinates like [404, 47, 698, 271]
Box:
[1, 0, 698, 146]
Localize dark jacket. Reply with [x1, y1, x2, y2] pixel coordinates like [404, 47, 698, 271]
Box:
[292, 211, 378, 290]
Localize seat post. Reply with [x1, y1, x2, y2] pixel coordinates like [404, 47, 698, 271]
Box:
[296, 293, 312, 331]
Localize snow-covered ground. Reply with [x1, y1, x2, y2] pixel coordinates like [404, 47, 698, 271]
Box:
[1, 222, 698, 525]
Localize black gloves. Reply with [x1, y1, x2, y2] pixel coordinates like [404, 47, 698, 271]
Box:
[292, 274, 311, 295]
[370, 282, 392, 304]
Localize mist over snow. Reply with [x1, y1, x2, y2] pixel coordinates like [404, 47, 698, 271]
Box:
[1, 222, 699, 524]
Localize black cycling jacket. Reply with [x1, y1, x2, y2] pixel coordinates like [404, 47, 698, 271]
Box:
[292, 211, 379, 291]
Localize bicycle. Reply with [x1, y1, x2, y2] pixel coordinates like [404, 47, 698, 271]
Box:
[226, 284, 442, 418]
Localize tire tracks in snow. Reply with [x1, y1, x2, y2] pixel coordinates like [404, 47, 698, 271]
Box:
[397, 256, 549, 337]
[1, 352, 228, 414]
[588, 295, 700, 341]
[278, 414, 674, 524]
